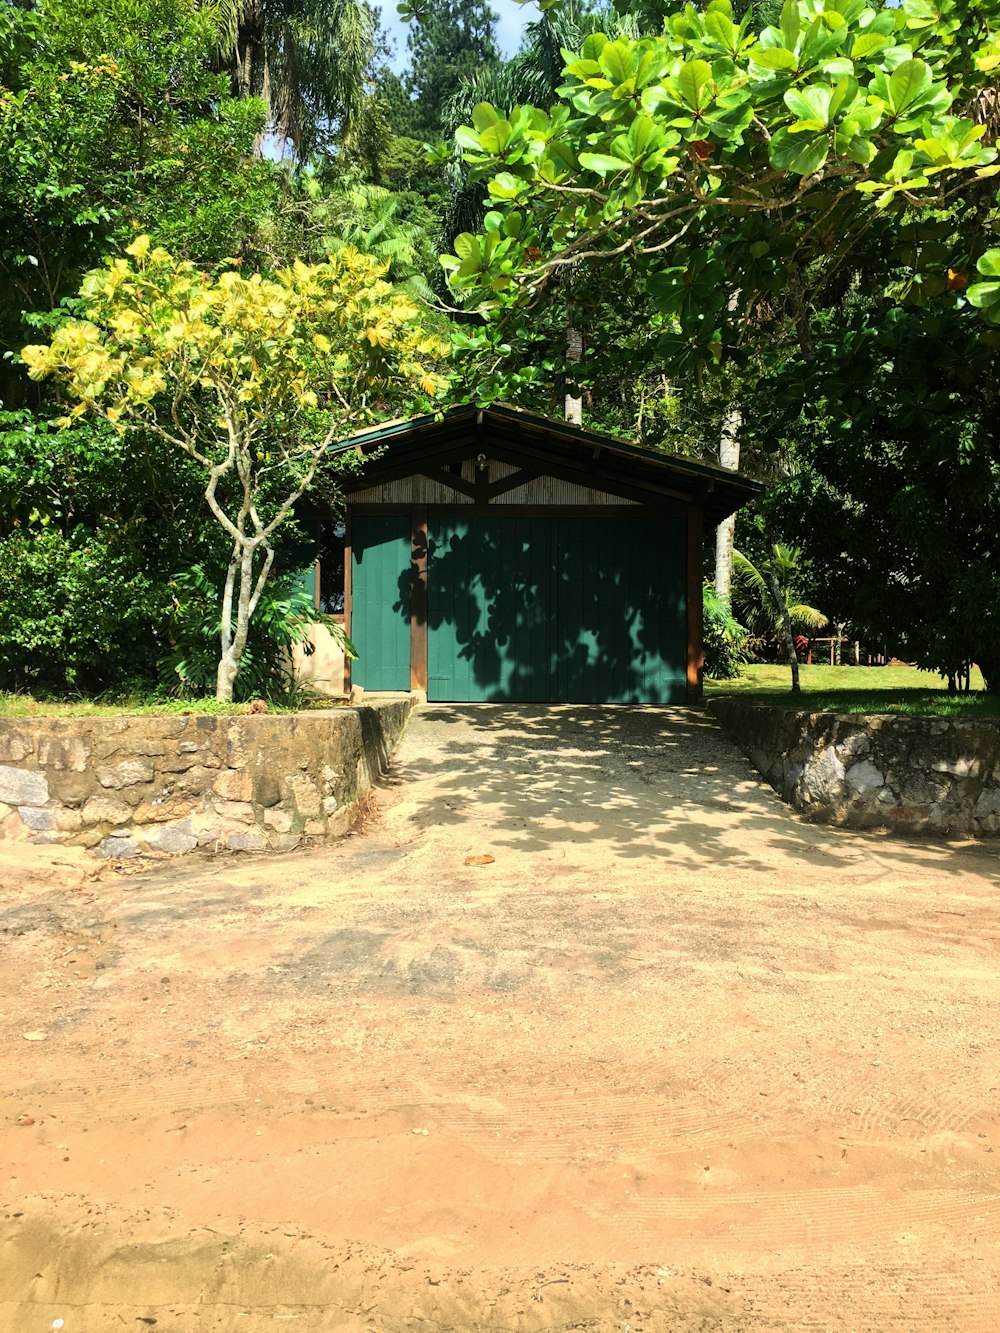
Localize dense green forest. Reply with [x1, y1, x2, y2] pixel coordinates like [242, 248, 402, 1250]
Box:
[3, 0, 1000, 698]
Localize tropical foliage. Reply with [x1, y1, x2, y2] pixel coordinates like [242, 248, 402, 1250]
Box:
[3, 0, 1000, 700]
[733, 543, 828, 692]
[703, 582, 750, 679]
[21, 241, 449, 699]
[443, 0, 1000, 374]
[203, 0, 378, 158]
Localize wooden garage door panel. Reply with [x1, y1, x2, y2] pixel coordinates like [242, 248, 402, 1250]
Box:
[351, 516, 412, 692]
[427, 516, 686, 703]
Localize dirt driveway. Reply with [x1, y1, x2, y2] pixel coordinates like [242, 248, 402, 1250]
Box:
[2, 704, 1000, 1331]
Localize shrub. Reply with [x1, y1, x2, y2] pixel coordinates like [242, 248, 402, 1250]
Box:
[703, 583, 750, 680]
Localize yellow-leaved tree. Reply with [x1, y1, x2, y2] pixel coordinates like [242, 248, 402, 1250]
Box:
[23, 238, 449, 701]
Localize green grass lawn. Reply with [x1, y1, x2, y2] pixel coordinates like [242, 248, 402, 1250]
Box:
[0, 694, 250, 718]
[706, 663, 999, 718]
[0, 693, 347, 718]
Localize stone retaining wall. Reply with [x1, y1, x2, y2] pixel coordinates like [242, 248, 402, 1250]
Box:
[0, 697, 415, 859]
[708, 698, 1000, 837]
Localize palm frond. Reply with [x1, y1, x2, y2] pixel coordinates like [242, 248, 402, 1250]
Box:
[732, 549, 769, 601]
[200, 0, 376, 158]
[787, 604, 829, 631]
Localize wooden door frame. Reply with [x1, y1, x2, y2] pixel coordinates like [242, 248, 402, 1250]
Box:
[410, 507, 428, 692]
[686, 505, 704, 701]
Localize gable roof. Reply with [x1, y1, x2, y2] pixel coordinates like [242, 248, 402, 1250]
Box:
[332, 403, 763, 524]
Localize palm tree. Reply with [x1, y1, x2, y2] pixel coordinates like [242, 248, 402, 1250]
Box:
[733, 544, 828, 694]
[442, 3, 639, 128]
[201, 0, 376, 159]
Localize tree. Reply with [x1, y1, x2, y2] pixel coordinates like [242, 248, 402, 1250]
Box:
[22, 241, 449, 701]
[400, 0, 500, 141]
[0, 0, 292, 375]
[442, 0, 999, 363]
[439, 0, 999, 628]
[205, 0, 378, 159]
[744, 286, 1000, 692]
[733, 543, 827, 692]
[295, 171, 440, 300]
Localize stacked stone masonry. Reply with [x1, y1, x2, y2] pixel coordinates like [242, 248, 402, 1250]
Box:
[0, 699, 413, 859]
[708, 699, 1000, 837]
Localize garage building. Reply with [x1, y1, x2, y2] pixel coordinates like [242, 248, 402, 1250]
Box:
[298, 404, 762, 704]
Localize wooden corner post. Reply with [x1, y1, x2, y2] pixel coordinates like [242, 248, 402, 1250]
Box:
[342, 512, 352, 696]
[686, 503, 704, 702]
[410, 507, 428, 692]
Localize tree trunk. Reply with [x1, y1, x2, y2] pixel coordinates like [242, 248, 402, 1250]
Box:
[565, 323, 583, 426]
[215, 539, 274, 702]
[714, 405, 742, 601]
[216, 652, 239, 703]
[766, 556, 800, 694]
[216, 549, 255, 703]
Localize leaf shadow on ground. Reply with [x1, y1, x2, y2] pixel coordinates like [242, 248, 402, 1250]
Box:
[384, 703, 1000, 884]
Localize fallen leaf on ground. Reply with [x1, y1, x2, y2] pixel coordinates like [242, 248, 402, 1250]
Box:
[464, 854, 495, 866]
[22, 1031, 47, 1041]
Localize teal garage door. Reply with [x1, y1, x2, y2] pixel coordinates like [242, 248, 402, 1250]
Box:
[427, 515, 686, 703]
[350, 516, 411, 692]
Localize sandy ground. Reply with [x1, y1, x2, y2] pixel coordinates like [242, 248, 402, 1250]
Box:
[2, 703, 1000, 1331]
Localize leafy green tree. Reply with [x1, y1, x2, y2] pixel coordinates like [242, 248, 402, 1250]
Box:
[0, 0, 290, 374]
[295, 171, 441, 299]
[443, 0, 999, 368]
[748, 286, 1000, 691]
[22, 240, 449, 700]
[440, 0, 1000, 615]
[400, 0, 500, 141]
[0, 407, 224, 695]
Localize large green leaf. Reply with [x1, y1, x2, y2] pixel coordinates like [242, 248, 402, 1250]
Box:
[770, 127, 829, 175]
[967, 281, 1000, 316]
[478, 120, 512, 155]
[785, 85, 833, 129]
[704, 10, 738, 53]
[625, 114, 660, 163]
[851, 31, 890, 59]
[779, 0, 800, 51]
[674, 59, 714, 111]
[486, 172, 524, 200]
[887, 59, 932, 115]
[578, 151, 632, 175]
[580, 32, 608, 62]
[599, 40, 634, 87]
[751, 46, 798, 71]
[471, 103, 500, 133]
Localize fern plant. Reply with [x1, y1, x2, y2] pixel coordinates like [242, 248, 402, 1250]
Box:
[162, 563, 356, 702]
